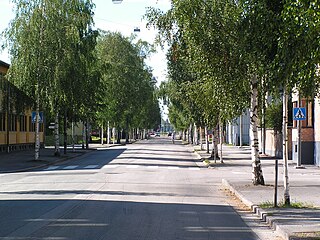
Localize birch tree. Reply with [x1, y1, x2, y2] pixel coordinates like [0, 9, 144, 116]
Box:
[4, 0, 96, 158]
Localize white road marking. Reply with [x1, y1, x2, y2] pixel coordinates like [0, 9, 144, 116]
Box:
[188, 167, 200, 171]
[63, 165, 78, 170]
[126, 165, 139, 168]
[44, 166, 60, 171]
[84, 165, 99, 169]
[103, 165, 118, 169]
[168, 166, 179, 170]
[147, 166, 158, 169]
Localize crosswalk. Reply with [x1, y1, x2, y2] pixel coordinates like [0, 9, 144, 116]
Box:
[43, 164, 201, 171]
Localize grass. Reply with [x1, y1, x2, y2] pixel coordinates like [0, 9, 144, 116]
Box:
[259, 200, 317, 209]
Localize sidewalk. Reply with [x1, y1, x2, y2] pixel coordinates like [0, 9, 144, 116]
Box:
[194, 144, 320, 240]
[0, 143, 122, 173]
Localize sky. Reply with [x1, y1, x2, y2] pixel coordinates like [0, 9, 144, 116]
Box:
[0, 0, 171, 85]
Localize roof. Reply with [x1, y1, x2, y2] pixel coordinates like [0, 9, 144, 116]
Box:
[0, 60, 10, 68]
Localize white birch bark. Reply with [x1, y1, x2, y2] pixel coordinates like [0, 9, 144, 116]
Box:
[282, 89, 290, 205]
[205, 126, 209, 153]
[34, 100, 40, 160]
[200, 126, 203, 150]
[71, 121, 75, 152]
[107, 121, 110, 144]
[194, 123, 198, 145]
[219, 119, 223, 163]
[101, 122, 104, 145]
[82, 121, 86, 149]
[54, 112, 60, 156]
[250, 75, 264, 185]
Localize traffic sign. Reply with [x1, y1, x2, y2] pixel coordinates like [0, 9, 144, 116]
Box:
[31, 111, 44, 123]
[293, 107, 306, 121]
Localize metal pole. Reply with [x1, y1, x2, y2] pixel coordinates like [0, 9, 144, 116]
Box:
[239, 115, 243, 147]
[6, 80, 10, 153]
[297, 94, 302, 168]
[274, 159, 278, 208]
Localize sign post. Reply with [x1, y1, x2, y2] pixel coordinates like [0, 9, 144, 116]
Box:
[32, 111, 43, 123]
[293, 107, 306, 168]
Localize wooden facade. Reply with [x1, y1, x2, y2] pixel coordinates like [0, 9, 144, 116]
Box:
[0, 60, 44, 152]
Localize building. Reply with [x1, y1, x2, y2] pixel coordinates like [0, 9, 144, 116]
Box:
[225, 109, 250, 146]
[0, 60, 44, 152]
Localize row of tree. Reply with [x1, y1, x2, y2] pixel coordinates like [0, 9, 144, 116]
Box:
[2, 0, 160, 158]
[145, 0, 320, 204]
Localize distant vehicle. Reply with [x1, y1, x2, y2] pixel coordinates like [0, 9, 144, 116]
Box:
[155, 132, 160, 137]
[168, 132, 172, 136]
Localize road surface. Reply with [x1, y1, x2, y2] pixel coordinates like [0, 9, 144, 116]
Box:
[0, 137, 279, 239]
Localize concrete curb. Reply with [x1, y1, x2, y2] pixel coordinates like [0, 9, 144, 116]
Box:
[221, 179, 294, 240]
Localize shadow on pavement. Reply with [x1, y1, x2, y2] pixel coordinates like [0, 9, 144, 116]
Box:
[0, 199, 260, 240]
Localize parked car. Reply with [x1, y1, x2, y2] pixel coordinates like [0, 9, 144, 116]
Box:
[155, 132, 160, 137]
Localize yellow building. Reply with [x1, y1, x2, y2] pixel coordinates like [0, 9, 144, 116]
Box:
[0, 60, 44, 152]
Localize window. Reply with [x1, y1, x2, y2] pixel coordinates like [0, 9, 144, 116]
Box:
[0, 112, 5, 131]
[8, 114, 17, 131]
[19, 115, 27, 132]
[29, 116, 35, 132]
[307, 100, 313, 127]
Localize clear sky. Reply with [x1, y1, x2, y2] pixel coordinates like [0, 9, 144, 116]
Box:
[0, 0, 171, 85]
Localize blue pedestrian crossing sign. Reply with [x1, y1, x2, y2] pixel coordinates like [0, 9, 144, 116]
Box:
[293, 107, 306, 121]
[31, 111, 44, 123]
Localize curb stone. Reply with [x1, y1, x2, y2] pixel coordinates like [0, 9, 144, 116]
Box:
[222, 179, 320, 240]
[222, 179, 291, 240]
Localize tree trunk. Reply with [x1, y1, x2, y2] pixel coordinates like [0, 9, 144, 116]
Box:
[219, 119, 224, 163]
[85, 120, 89, 149]
[205, 126, 209, 153]
[211, 124, 219, 162]
[189, 123, 193, 144]
[107, 121, 110, 144]
[71, 121, 75, 152]
[34, 93, 40, 160]
[282, 89, 290, 205]
[200, 126, 203, 150]
[101, 122, 104, 145]
[250, 75, 264, 185]
[82, 121, 85, 149]
[63, 112, 67, 154]
[54, 112, 60, 157]
[117, 129, 121, 144]
[194, 123, 198, 145]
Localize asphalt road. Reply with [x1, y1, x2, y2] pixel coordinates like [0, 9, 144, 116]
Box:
[0, 137, 279, 240]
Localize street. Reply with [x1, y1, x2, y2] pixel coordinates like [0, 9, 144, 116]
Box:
[0, 137, 279, 240]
